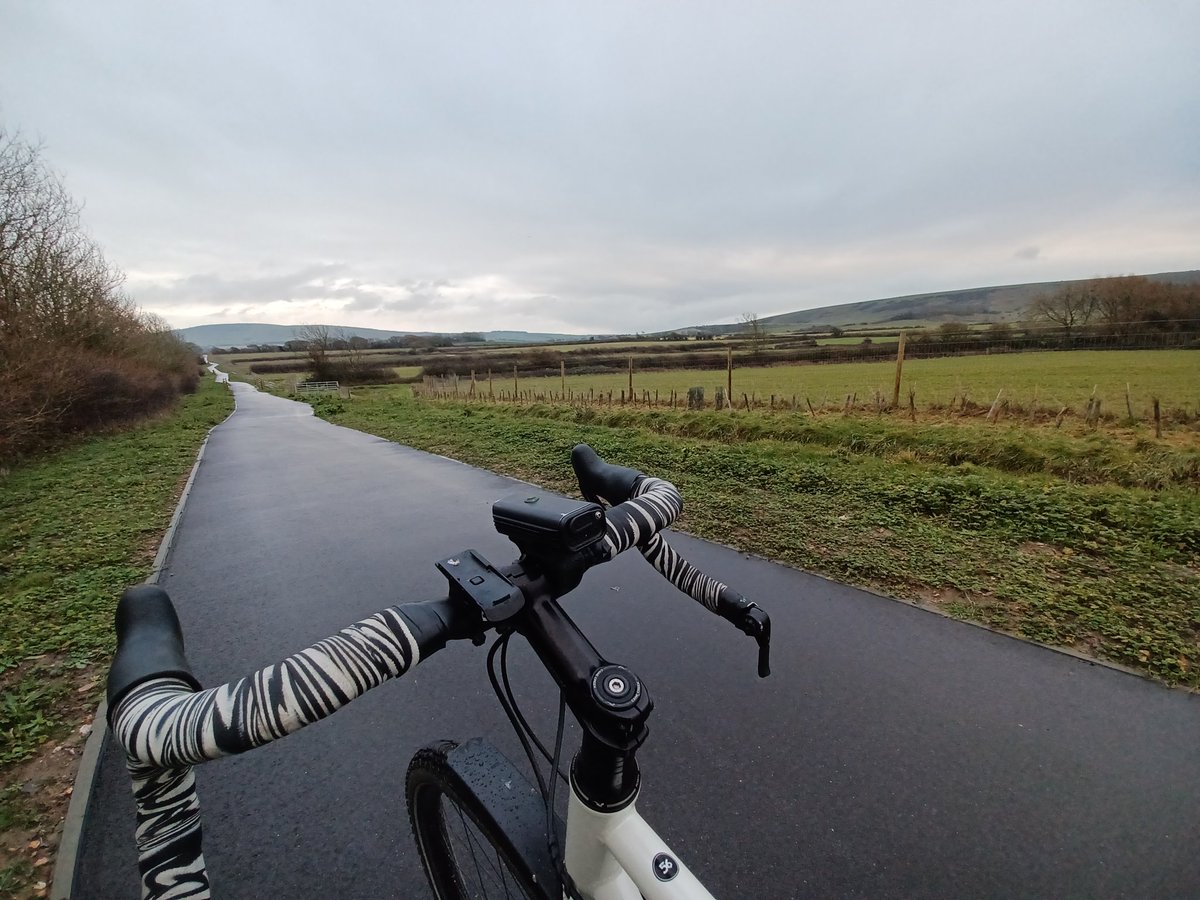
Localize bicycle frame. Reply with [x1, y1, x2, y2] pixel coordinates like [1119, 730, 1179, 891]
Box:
[564, 791, 715, 900]
[499, 566, 719, 900]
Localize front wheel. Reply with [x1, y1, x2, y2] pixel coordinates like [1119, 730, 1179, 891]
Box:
[406, 740, 561, 900]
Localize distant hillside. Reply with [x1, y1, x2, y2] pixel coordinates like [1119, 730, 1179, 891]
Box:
[177, 322, 587, 349]
[179, 270, 1200, 347]
[687, 269, 1200, 332]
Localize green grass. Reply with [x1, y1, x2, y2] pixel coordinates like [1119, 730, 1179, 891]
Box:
[310, 389, 1200, 687]
[0, 857, 35, 897]
[815, 336, 901, 345]
[0, 377, 234, 766]
[493, 350, 1197, 415]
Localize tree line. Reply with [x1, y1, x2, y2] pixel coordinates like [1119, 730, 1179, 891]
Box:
[0, 126, 199, 466]
[210, 332, 487, 356]
[1027, 275, 1200, 340]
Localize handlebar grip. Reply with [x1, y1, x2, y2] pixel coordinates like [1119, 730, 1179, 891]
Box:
[571, 444, 643, 506]
[107, 585, 201, 719]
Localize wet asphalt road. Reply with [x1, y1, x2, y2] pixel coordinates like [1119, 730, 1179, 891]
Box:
[75, 382, 1199, 898]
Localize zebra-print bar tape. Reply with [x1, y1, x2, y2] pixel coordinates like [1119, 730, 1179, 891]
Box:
[597, 475, 741, 614]
[110, 603, 436, 899]
[598, 476, 683, 558]
[111, 606, 421, 769]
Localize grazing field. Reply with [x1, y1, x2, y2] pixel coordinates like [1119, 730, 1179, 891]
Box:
[815, 335, 901, 345]
[451, 350, 1197, 419]
[304, 385, 1199, 689]
[462, 339, 696, 354]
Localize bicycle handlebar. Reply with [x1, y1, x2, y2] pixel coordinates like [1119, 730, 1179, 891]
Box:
[571, 443, 642, 506]
[106, 446, 770, 899]
[108, 585, 200, 712]
[569, 444, 772, 677]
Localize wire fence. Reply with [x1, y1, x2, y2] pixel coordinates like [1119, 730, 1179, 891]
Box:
[412, 339, 1198, 433]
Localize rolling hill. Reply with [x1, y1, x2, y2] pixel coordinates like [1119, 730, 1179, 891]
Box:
[768, 270, 1200, 327]
[178, 269, 1199, 348]
[688, 269, 1200, 333]
[177, 323, 586, 349]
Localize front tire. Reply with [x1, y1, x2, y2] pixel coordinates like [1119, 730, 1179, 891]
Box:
[406, 740, 559, 900]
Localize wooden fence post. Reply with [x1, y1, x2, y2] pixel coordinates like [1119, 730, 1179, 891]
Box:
[513, 364, 518, 399]
[561, 359, 566, 397]
[726, 348, 733, 409]
[628, 356, 633, 400]
[1153, 397, 1162, 437]
[892, 330, 907, 408]
[986, 389, 1004, 423]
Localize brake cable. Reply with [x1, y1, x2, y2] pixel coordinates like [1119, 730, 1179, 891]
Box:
[486, 632, 581, 900]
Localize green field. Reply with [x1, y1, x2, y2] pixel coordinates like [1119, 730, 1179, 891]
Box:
[815, 335, 901, 346]
[468, 350, 1196, 416]
[465, 339, 699, 355]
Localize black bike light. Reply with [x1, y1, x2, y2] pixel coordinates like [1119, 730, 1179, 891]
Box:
[492, 491, 606, 555]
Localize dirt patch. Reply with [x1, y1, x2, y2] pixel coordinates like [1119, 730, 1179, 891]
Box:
[1018, 541, 1060, 557]
[1, 665, 103, 899]
[913, 585, 969, 606]
[133, 533, 162, 567]
[1156, 559, 1200, 581]
[1071, 634, 1107, 658]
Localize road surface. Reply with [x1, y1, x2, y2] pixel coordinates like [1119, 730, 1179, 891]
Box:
[74, 382, 1200, 897]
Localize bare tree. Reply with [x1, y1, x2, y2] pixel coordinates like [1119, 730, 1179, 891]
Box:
[298, 323, 335, 378]
[1029, 283, 1098, 339]
[740, 311, 766, 357]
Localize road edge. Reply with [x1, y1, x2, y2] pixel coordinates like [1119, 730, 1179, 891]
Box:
[707, 538, 1198, 694]
[50, 380, 237, 900]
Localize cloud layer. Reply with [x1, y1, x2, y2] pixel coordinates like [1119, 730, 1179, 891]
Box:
[3, 1, 1197, 333]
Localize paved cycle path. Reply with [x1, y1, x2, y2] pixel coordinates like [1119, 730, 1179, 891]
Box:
[75, 382, 1199, 898]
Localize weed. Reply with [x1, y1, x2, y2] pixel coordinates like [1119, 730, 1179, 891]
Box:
[0, 785, 34, 832]
[0, 859, 35, 897]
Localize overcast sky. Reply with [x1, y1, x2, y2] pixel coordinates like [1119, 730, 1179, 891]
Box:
[2, 1, 1197, 335]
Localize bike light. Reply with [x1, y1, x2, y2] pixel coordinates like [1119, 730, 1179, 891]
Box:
[492, 491, 606, 555]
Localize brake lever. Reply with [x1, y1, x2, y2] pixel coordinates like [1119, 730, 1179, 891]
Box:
[739, 605, 772, 678]
[717, 595, 772, 678]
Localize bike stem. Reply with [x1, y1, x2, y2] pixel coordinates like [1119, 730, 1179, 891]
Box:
[507, 560, 653, 813]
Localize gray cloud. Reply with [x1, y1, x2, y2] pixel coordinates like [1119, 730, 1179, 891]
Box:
[2, 1, 1196, 333]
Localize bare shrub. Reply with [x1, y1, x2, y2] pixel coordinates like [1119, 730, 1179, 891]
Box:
[0, 126, 198, 464]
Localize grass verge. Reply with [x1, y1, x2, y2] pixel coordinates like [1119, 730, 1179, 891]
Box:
[0, 375, 233, 897]
[310, 389, 1199, 689]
